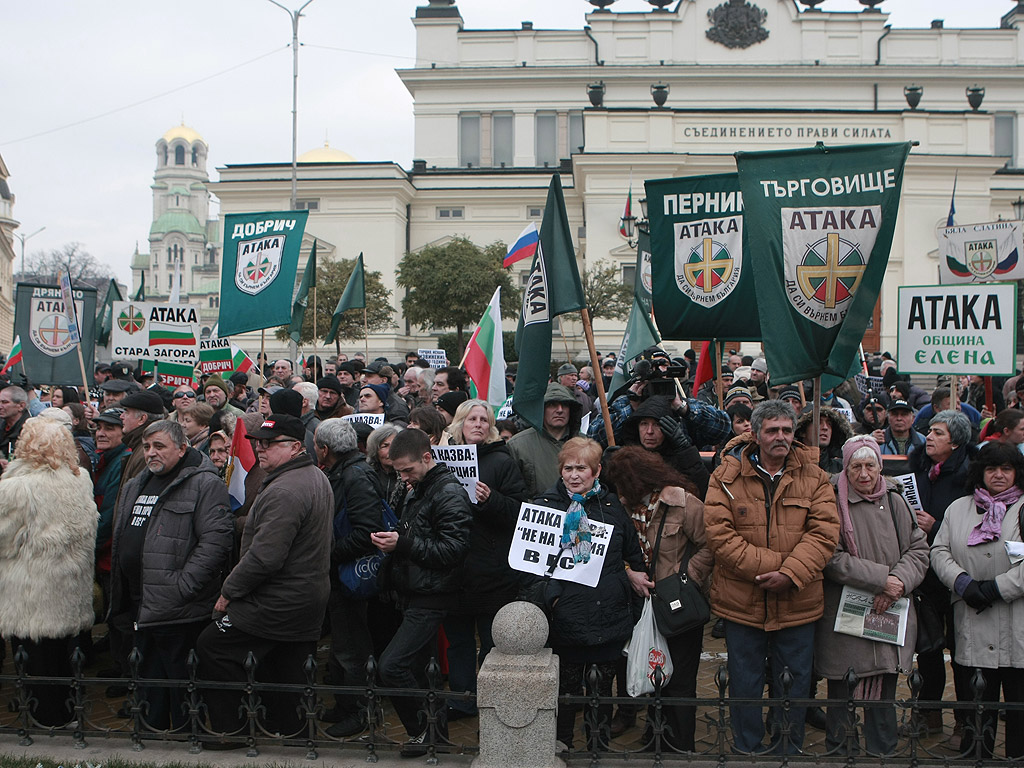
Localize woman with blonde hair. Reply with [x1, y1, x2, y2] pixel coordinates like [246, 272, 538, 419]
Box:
[0, 417, 98, 726]
[443, 399, 529, 718]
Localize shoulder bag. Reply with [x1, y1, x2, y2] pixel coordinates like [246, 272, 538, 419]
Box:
[649, 502, 710, 637]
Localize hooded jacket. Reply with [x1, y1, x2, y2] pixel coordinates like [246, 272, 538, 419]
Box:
[619, 396, 711, 498]
[705, 432, 840, 631]
[795, 406, 853, 474]
[507, 383, 582, 497]
[110, 449, 232, 628]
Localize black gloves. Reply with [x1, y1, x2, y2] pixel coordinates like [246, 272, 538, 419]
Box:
[658, 414, 693, 451]
[962, 579, 1001, 611]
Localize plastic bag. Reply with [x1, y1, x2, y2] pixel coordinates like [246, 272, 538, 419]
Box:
[624, 596, 674, 697]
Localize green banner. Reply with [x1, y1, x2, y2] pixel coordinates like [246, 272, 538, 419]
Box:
[634, 229, 654, 317]
[735, 142, 911, 385]
[15, 282, 96, 386]
[609, 232, 661, 394]
[218, 210, 308, 337]
[645, 173, 759, 341]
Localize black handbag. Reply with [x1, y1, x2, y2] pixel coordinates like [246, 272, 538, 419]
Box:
[648, 508, 711, 638]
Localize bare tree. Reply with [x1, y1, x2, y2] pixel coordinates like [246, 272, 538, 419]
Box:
[17, 242, 114, 289]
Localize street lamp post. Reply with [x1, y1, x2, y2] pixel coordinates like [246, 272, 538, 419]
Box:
[14, 226, 45, 277]
[266, 0, 317, 211]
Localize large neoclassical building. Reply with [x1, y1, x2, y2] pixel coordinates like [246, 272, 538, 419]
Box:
[144, 0, 1024, 360]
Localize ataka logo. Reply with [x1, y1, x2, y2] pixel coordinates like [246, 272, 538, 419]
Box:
[522, 242, 550, 327]
[965, 239, 998, 278]
[29, 298, 78, 357]
[640, 248, 653, 295]
[234, 235, 285, 296]
[782, 206, 880, 329]
[117, 305, 145, 335]
[673, 215, 743, 307]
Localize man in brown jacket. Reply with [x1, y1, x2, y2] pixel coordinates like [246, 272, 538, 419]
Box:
[705, 399, 839, 755]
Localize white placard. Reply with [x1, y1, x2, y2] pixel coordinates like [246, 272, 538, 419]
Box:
[937, 220, 1024, 284]
[417, 348, 448, 369]
[835, 407, 854, 424]
[111, 301, 202, 364]
[431, 444, 479, 500]
[897, 284, 1017, 376]
[342, 413, 385, 427]
[496, 396, 514, 421]
[508, 502, 613, 588]
[893, 472, 923, 511]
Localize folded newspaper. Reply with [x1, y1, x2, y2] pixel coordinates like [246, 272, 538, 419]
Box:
[833, 585, 910, 646]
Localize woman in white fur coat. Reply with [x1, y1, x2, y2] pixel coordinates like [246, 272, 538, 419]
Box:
[0, 416, 97, 726]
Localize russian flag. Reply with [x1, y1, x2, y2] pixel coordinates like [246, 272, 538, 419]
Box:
[226, 419, 257, 511]
[504, 223, 540, 268]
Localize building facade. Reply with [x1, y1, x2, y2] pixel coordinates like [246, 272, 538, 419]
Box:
[208, 0, 1024, 362]
[0, 154, 17, 347]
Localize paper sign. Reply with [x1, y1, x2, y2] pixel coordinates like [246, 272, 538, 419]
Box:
[431, 444, 479, 500]
[111, 301, 202, 364]
[835, 407, 855, 424]
[417, 348, 448, 369]
[893, 472, 923, 511]
[496, 396, 514, 420]
[508, 502, 612, 588]
[342, 413, 385, 427]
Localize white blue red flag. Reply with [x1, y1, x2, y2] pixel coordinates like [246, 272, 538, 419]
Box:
[503, 223, 540, 268]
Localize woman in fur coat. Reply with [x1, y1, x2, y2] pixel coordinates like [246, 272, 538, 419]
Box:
[0, 417, 98, 726]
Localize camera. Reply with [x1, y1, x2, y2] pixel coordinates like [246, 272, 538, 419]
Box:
[624, 351, 687, 400]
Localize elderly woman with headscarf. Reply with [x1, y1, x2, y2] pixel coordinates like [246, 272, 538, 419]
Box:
[931, 440, 1024, 758]
[0, 417, 98, 726]
[816, 435, 929, 755]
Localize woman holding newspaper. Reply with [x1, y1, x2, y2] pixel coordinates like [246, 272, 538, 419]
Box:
[931, 440, 1024, 759]
[816, 435, 929, 756]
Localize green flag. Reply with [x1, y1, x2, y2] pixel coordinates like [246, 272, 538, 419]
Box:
[645, 172, 759, 341]
[734, 142, 910, 384]
[512, 174, 585, 432]
[325, 253, 365, 344]
[14, 282, 97, 386]
[133, 272, 145, 302]
[217, 210, 309, 337]
[288, 240, 317, 343]
[95, 278, 123, 347]
[609, 230, 661, 394]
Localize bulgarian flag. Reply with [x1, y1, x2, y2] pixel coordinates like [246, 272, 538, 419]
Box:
[231, 343, 255, 374]
[157, 360, 197, 388]
[0, 336, 23, 375]
[149, 321, 195, 347]
[618, 177, 633, 237]
[226, 418, 257, 510]
[465, 287, 506, 409]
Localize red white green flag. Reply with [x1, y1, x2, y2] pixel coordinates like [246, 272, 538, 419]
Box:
[157, 360, 197, 388]
[619, 179, 633, 238]
[232, 343, 255, 374]
[1, 336, 23, 375]
[465, 287, 506, 409]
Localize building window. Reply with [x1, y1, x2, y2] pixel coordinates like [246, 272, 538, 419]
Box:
[437, 207, 464, 220]
[296, 199, 320, 211]
[621, 263, 636, 287]
[995, 113, 1017, 168]
[492, 113, 514, 167]
[536, 112, 557, 167]
[174, 145, 185, 165]
[569, 111, 584, 155]
[459, 113, 481, 168]
[527, 206, 543, 219]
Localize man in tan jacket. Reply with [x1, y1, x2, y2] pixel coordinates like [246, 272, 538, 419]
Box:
[705, 399, 839, 755]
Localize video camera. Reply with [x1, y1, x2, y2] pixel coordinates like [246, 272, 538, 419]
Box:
[623, 349, 687, 400]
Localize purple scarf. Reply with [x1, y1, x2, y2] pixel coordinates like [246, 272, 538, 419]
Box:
[968, 485, 1024, 546]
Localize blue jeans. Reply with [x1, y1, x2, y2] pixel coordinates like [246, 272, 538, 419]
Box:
[724, 620, 815, 754]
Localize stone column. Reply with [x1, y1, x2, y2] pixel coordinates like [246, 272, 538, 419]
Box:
[472, 601, 563, 768]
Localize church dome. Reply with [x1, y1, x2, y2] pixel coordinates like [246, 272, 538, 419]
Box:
[162, 123, 206, 146]
[298, 141, 356, 163]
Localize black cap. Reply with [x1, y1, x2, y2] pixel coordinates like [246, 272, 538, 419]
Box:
[119, 390, 165, 416]
[110, 361, 135, 380]
[269, 388, 303, 418]
[228, 371, 249, 386]
[337, 361, 358, 376]
[100, 378, 136, 393]
[436, 390, 469, 417]
[246, 414, 306, 442]
[317, 375, 343, 395]
[863, 396, 885, 409]
[95, 362, 111, 373]
[93, 407, 126, 426]
[888, 399, 914, 413]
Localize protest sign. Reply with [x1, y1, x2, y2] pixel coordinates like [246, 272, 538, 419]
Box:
[897, 283, 1017, 376]
[417, 349, 448, 369]
[431, 444, 480, 500]
[199, 337, 235, 374]
[342, 413, 385, 428]
[15, 283, 96, 385]
[111, 301, 201, 365]
[938, 220, 1024, 284]
[507, 502, 613, 588]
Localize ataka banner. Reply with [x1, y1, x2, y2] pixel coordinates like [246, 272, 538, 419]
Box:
[111, 301, 201, 365]
[937, 220, 1024, 284]
[14, 282, 96, 385]
[735, 142, 911, 384]
[645, 173, 759, 341]
[218, 211, 308, 337]
[199, 337, 235, 375]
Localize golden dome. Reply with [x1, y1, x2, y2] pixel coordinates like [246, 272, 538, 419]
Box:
[298, 141, 356, 163]
[161, 122, 205, 145]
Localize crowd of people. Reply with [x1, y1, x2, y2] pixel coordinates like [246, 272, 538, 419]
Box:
[0, 345, 1023, 757]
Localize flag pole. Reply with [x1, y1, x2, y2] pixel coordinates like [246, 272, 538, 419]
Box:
[363, 307, 369, 360]
[312, 285, 317, 371]
[559, 322, 572, 364]
[260, 330, 266, 387]
[811, 375, 822, 463]
[714, 340, 724, 409]
[581, 307, 615, 447]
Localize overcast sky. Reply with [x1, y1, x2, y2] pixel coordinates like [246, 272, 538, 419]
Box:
[1, 0, 1013, 285]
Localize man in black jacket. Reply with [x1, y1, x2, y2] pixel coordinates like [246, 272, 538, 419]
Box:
[313, 418, 386, 737]
[371, 427, 472, 756]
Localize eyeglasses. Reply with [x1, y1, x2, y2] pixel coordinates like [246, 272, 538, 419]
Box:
[251, 438, 299, 449]
[173, 391, 197, 400]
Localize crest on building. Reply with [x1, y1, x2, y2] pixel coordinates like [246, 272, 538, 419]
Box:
[706, 0, 769, 49]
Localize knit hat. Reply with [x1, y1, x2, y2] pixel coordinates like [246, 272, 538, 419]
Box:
[436, 390, 469, 417]
[724, 386, 754, 407]
[317, 375, 344, 395]
[228, 371, 249, 386]
[204, 374, 229, 396]
[778, 385, 803, 405]
[360, 382, 390, 407]
[557, 363, 578, 377]
[751, 357, 768, 374]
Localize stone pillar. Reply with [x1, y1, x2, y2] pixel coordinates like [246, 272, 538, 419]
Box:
[472, 601, 563, 768]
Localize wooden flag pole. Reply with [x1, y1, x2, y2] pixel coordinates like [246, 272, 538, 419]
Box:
[581, 307, 615, 447]
[74, 342, 90, 406]
[984, 375, 994, 415]
[559, 322, 573, 364]
[260, 330, 266, 387]
[811, 375, 822, 463]
[714, 339, 724, 409]
[363, 307, 369, 360]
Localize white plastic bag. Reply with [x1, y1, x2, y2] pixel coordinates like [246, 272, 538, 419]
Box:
[624, 596, 674, 697]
